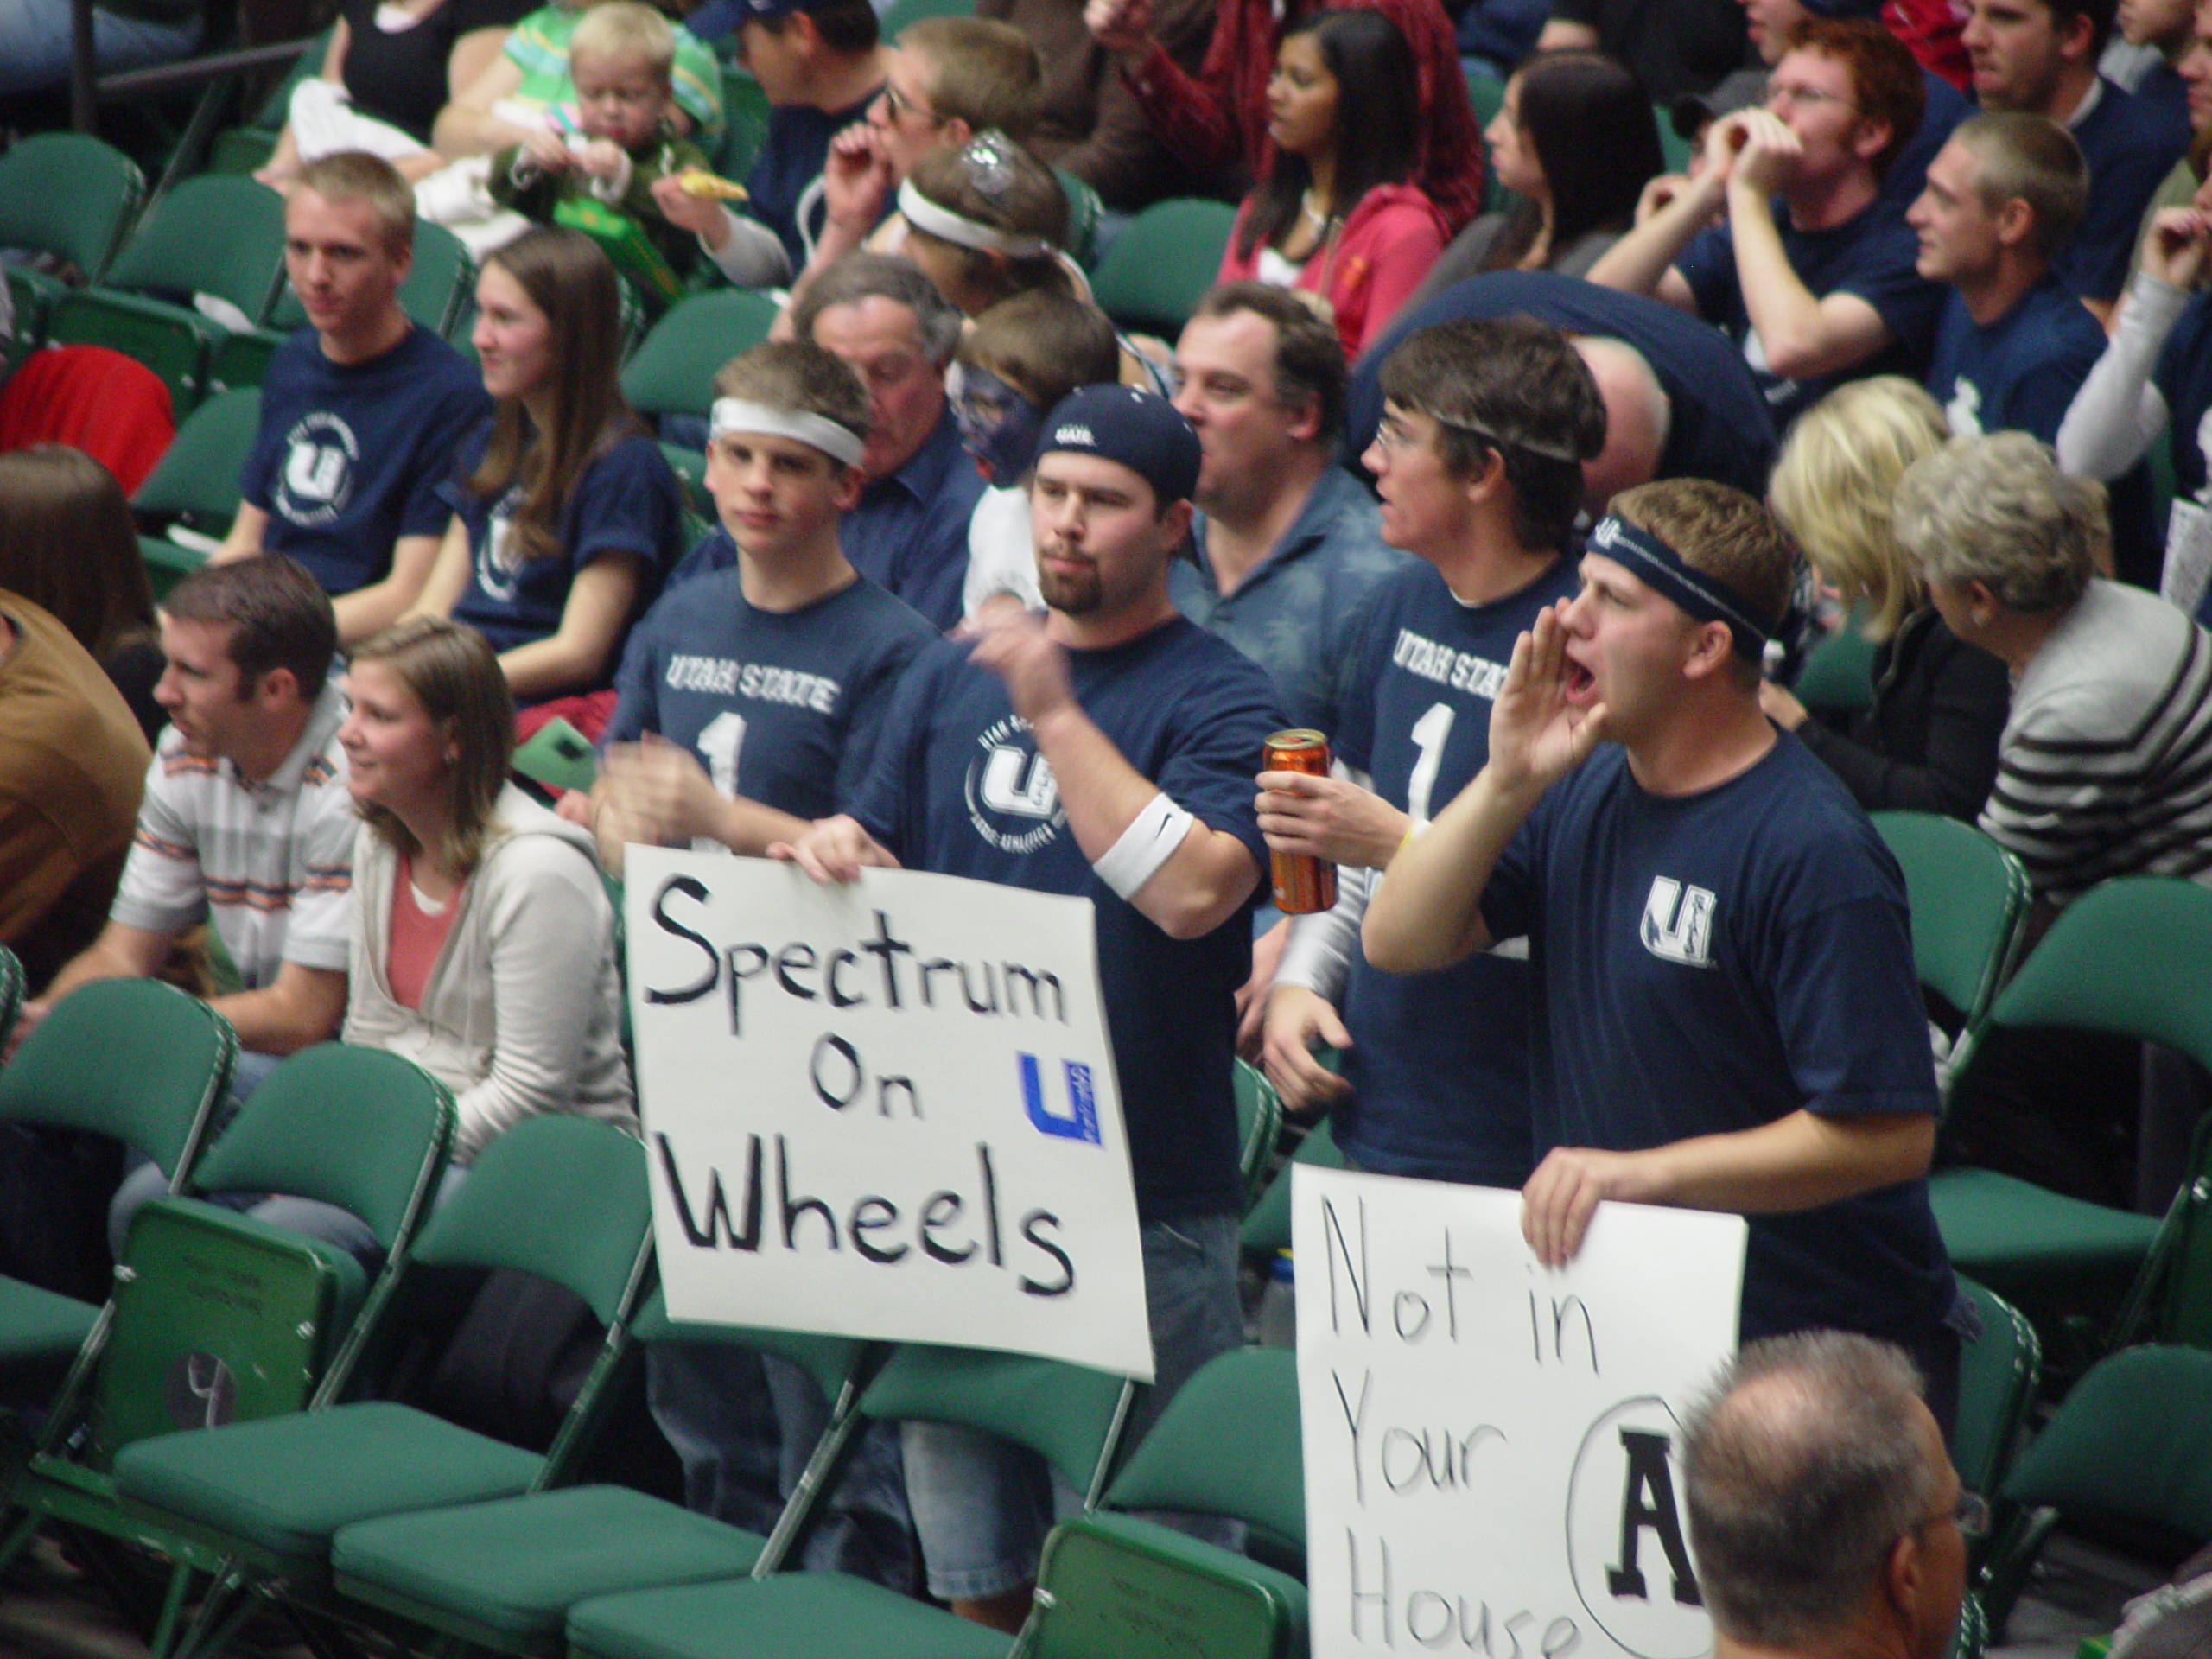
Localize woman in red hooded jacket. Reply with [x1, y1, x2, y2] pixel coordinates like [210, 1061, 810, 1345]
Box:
[1214, 8, 1448, 360]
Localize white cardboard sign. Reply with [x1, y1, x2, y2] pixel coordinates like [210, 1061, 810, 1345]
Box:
[626, 848, 1153, 1379]
[1293, 1167, 1745, 1659]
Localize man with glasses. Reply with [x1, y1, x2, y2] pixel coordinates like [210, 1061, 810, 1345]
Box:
[1685, 1332, 1978, 1651]
[1590, 18, 1943, 426]
[675, 254, 983, 627]
[1258, 318, 1601, 1191]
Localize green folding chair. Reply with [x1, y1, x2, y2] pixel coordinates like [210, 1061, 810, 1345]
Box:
[1239, 1116, 1346, 1259]
[716, 64, 771, 184]
[1089, 198, 1240, 340]
[0, 979, 234, 1384]
[1929, 878, 2212, 1357]
[1977, 1344, 2212, 1636]
[621, 287, 780, 423]
[1055, 169, 1103, 270]
[327, 1291, 876, 1656]
[1871, 811, 2031, 1053]
[48, 175, 289, 415]
[1792, 624, 1878, 715]
[880, 0, 976, 35]
[0, 1046, 453, 1655]
[1231, 1059, 1283, 1214]
[0, 132, 145, 347]
[1030, 1346, 1306, 1659]
[566, 1343, 1138, 1659]
[0, 945, 23, 1058]
[132, 385, 261, 599]
[111, 1115, 655, 1659]
[1950, 1277, 2039, 1518]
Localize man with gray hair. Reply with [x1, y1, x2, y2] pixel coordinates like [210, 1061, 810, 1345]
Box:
[1910, 111, 2100, 442]
[1684, 1332, 1974, 1659]
[678, 253, 983, 627]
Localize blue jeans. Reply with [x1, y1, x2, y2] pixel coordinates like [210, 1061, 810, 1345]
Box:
[0, 0, 201, 97]
[902, 1212, 1245, 1601]
[646, 1339, 918, 1590]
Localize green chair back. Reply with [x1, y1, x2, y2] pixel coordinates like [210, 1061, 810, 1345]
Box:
[1465, 66, 1507, 213]
[1090, 198, 1239, 339]
[0, 945, 24, 1056]
[632, 1287, 868, 1413]
[105, 175, 288, 321]
[1871, 811, 2029, 1039]
[0, 131, 145, 282]
[1231, 1059, 1281, 1213]
[879, 0, 976, 35]
[206, 326, 284, 393]
[860, 1343, 1134, 1503]
[47, 289, 218, 415]
[132, 385, 261, 530]
[0, 979, 234, 1181]
[1055, 168, 1103, 269]
[1240, 1117, 1345, 1257]
[410, 1115, 652, 1327]
[187, 1045, 455, 1254]
[1951, 1276, 2038, 1502]
[1999, 1343, 2212, 1534]
[621, 288, 780, 420]
[716, 64, 771, 182]
[1978, 877, 2212, 1078]
[1793, 625, 1878, 715]
[1103, 1347, 1303, 1552]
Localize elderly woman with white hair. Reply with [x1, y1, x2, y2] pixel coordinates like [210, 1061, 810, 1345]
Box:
[1891, 430, 2212, 914]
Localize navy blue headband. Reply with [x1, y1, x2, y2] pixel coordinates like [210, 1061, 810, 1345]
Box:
[1588, 513, 1775, 658]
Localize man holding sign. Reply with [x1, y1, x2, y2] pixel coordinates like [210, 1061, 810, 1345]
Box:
[780, 385, 1284, 1630]
[1363, 478, 1961, 1425]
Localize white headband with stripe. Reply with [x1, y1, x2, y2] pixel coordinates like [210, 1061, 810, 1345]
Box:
[709, 399, 867, 467]
[897, 178, 1053, 259]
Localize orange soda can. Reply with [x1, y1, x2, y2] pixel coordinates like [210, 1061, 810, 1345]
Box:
[1265, 729, 1338, 915]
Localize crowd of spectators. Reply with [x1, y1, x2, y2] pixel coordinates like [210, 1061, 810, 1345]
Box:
[3, 0, 2212, 1627]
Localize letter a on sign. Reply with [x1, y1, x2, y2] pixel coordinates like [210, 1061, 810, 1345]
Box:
[1607, 1428, 1702, 1606]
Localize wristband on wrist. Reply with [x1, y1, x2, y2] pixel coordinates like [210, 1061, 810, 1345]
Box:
[1094, 791, 1195, 900]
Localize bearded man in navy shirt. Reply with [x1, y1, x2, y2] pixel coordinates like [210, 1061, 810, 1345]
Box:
[781, 386, 1282, 1634]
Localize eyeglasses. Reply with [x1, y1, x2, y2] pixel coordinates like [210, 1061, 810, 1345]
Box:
[881, 79, 949, 127]
[1766, 81, 1858, 112]
[1915, 1491, 1992, 1541]
[1370, 417, 1432, 456]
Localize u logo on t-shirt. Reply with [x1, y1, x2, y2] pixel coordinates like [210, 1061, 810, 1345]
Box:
[1640, 876, 1717, 969]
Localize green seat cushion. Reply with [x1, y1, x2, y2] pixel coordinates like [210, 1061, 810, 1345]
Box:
[0, 1275, 99, 1364]
[570, 1570, 1009, 1659]
[333, 1485, 764, 1643]
[1930, 1169, 2160, 1275]
[114, 1401, 542, 1560]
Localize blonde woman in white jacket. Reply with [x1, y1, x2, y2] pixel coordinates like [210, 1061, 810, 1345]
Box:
[339, 615, 634, 1167]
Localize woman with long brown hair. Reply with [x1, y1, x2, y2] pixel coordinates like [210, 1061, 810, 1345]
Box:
[409, 226, 681, 735]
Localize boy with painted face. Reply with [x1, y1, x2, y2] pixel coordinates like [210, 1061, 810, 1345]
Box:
[949, 289, 1124, 617]
[590, 338, 934, 1586]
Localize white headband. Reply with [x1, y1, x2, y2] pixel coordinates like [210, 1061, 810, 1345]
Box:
[897, 178, 1053, 259]
[709, 399, 867, 467]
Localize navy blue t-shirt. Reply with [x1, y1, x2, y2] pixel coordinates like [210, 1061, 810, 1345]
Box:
[1676, 199, 1943, 427]
[1328, 556, 1581, 1185]
[839, 408, 987, 632]
[1926, 271, 2103, 443]
[439, 427, 682, 683]
[849, 618, 1287, 1221]
[746, 90, 875, 274]
[2158, 290, 2212, 502]
[242, 326, 488, 597]
[1345, 271, 1778, 499]
[604, 567, 934, 820]
[1478, 735, 1955, 1350]
[2060, 75, 2192, 304]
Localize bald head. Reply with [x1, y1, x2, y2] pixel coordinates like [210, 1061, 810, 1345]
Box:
[1573, 336, 1669, 516]
[1684, 1332, 1957, 1655]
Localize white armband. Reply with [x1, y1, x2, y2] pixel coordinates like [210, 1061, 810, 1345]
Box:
[1093, 791, 1195, 901]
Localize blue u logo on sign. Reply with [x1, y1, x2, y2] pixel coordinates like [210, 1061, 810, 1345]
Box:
[1020, 1053, 1100, 1144]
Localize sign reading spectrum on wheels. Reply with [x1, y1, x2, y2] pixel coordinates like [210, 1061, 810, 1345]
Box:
[626, 848, 1154, 1379]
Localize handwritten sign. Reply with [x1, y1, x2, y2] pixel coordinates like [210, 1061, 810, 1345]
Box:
[626, 849, 1153, 1378]
[1294, 1167, 1745, 1659]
